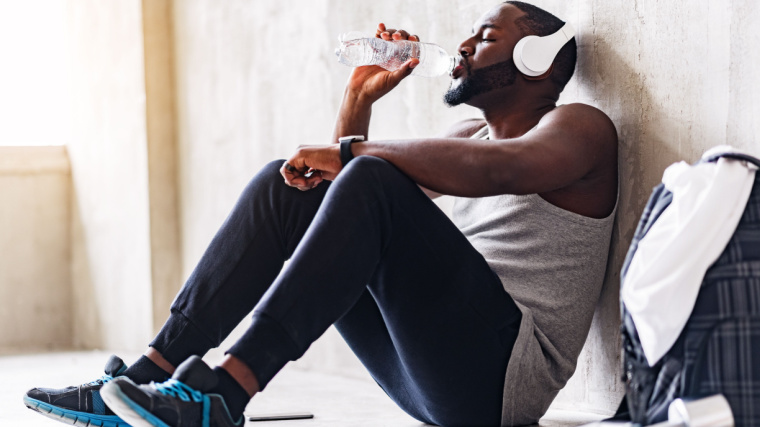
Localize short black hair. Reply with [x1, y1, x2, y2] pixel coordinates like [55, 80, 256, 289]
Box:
[505, 1, 577, 92]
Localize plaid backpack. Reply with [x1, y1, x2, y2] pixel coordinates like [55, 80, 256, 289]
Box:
[619, 152, 760, 426]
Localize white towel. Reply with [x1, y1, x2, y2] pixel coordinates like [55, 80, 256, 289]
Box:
[622, 146, 757, 366]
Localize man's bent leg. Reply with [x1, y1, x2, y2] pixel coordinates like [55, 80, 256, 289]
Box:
[150, 160, 331, 368]
[25, 161, 330, 426]
[226, 157, 520, 425]
[335, 211, 520, 426]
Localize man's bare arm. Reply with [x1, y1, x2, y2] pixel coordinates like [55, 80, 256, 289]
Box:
[420, 119, 487, 199]
[330, 25, 420, 144]
[353, 104, 616, 198]
[331, 90, 373, 144]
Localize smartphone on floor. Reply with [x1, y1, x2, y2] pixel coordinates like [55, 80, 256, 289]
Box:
[248, 412, 314, 422]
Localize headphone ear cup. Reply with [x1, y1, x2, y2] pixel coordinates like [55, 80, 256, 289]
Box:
[513, 36, 541, 76]
[512, 23, 575, 77]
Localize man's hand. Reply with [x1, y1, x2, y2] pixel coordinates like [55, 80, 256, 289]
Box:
[280, 144, 343, 191]
[331, 24, 421, 145]
[345, 23, 420, 104]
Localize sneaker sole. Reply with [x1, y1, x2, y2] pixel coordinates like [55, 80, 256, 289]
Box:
[100, 383, 171, 427]
[23, 395, 129, 427]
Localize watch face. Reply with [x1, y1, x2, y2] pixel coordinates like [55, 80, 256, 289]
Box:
[339, 135, 365, 143]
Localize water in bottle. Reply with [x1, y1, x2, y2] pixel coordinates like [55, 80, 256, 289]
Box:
[334, 32, 458, 78]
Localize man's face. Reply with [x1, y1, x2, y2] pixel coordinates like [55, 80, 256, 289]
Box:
[443, 58, 518, 107]
[444, 4, 525, 107]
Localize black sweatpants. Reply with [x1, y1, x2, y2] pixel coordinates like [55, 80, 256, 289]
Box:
[150, 157, 521, 426]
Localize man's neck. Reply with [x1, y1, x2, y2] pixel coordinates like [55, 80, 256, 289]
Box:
[480, 95, 557, 140]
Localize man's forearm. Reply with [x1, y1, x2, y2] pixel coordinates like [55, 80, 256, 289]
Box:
[331, 90, 373, 144]
[351, 139, 515, 197]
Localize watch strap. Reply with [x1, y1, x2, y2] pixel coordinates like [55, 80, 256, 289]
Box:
[338, 135, 365, 166]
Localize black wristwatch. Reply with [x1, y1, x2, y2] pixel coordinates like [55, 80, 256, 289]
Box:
[339, 135, 365, 166]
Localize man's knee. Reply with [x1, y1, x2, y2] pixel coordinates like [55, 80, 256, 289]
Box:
[233, 159, 289, 208]
[262, 159, 287, 179]
[340, 156, 405, 185]
[333, 156, 422, 210]
[344, 155, 392, 172]
[248, 159, 287, 190]
[239, 158, 330, 215]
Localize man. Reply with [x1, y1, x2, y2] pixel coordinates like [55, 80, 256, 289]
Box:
[25, 2, 617, 426]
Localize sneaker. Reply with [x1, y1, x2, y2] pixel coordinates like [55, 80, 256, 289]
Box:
[23, 354, 129, 427]
[101, 355, 243, 427]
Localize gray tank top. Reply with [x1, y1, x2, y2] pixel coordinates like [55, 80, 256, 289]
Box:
[452, 126, 617, 425]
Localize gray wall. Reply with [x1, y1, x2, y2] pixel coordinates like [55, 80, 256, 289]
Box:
[170, 0, 760, 414]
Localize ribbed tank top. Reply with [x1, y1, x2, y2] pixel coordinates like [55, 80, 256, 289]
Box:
[452, 126, 617, 426]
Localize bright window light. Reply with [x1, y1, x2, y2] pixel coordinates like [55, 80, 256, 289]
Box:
[0, 0, 68, 146]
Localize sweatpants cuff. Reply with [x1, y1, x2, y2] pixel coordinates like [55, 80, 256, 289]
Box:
[150, 310, 216, 368]
[227, 312, 301, 390]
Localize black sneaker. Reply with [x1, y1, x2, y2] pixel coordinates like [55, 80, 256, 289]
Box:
[101, 355, 244, 427]
[23, 354, 130, 427]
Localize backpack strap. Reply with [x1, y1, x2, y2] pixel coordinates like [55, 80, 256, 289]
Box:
[702, 152, 760, 168]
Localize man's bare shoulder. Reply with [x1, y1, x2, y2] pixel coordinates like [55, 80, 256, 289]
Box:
[440, 118, 487, 138]
[537, 103, 617, 146]
[534, 103, 618, 218]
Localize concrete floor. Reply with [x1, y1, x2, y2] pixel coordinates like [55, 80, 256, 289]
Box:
[3, 351, 605, 426]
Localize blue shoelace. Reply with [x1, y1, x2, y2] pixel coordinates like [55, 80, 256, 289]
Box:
[154, 379, 212, 427]
[154, 379, 205, 403]
[87, 375, 114, 387]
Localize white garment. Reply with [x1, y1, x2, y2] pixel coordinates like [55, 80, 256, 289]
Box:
[622, 146, 758, 366]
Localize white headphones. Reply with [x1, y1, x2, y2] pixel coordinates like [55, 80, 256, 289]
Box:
[512, 22, 575, 77]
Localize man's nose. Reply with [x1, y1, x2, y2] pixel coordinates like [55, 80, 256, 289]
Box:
[458, 44, 474, 57]
[456, 37, 475, 58]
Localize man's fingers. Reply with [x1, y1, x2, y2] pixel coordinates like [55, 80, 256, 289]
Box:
[387, 58, 419, 83]
[304, 168, 323, 183]
[391, 29, 410, 40]
[305, 174, 323, 189]
[292, 174, 323, 191]
[281, 161, 307, 186]
[280, 162, 294, 182]
[375, 23, 386, 38]
[376, 26, 418, 42]
[377, 24, 394, 40]
[281, 163, 325, 191]
[288, 175, 312, 190]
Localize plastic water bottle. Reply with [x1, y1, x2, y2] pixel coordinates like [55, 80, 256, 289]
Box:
[334, 32, 458, 78]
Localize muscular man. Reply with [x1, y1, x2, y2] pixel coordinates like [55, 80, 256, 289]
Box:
[25, 2, 617, 426]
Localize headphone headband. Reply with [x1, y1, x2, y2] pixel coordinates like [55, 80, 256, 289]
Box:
[513, 22, 575, 77]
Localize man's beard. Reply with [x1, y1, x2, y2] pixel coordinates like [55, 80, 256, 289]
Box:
[443, 59, 518, 107]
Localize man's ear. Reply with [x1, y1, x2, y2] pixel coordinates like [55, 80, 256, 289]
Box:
[522, 64, 553, 81]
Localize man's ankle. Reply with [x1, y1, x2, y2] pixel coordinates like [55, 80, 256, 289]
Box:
[209, 366, 251, 420]
[121, 354, 171, 384]
[145, 347, 176, 375]
[219, 354, 259, 397]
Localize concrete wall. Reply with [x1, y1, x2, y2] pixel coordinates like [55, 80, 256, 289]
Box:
[141, 0, 183, 336]
[552, 0, 760, 413]
[0, 147, 71, 352]
[64, 0, 184, 352]
[0, 0, 181, 355]
[169, 0, 760, 415]
[66, 0, 155, 351]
